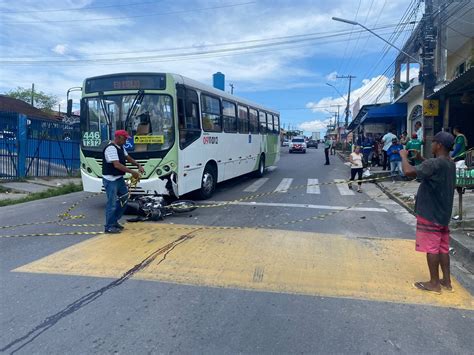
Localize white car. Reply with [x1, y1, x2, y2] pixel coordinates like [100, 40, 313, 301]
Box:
[289, 137, 306, 153]
[282, 140, 289, 147]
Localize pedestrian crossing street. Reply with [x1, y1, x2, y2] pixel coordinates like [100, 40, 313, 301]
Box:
[243, 178, 357, 196]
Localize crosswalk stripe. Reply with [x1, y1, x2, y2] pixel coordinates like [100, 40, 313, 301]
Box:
[334, 179, 355, 195]
[244, 178, 269, 192]
[307, 179, 320, 194]
[274, 178, 293, 193]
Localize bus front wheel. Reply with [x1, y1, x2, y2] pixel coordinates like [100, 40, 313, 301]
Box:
[197, 164, 216, 199]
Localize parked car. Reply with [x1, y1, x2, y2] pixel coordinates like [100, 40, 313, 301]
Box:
[307, 139, 318, 148]
[289, 137, 306, 153]
[282, 140, 289, 147]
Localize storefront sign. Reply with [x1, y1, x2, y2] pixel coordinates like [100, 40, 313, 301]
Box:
[423, 100, 439, 116]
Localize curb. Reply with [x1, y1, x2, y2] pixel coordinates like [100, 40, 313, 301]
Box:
[449, 232, 474, 274]
[375, 182, 474, 273]
[375, 181, 416, 216]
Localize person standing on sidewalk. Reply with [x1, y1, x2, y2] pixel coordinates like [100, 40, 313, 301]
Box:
[387, 138, 404, 181]
[382, 129, 397, 170]
[102, 130, 145, 234]
[400, 131, 456, 294]
[348, 146, 364, 193]
[324, 136, 331, 165]
[451, 126, 468, 161]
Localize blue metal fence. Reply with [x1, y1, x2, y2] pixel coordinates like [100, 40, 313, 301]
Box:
[0, 111, 80, 179]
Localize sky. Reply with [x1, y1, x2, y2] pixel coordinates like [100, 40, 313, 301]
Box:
[0, 0, 423, 135]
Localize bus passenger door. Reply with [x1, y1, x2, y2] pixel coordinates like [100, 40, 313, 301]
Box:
[177, 86, 203, 194]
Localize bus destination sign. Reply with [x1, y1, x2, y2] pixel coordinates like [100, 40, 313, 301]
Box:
[85, 74, 166, 93]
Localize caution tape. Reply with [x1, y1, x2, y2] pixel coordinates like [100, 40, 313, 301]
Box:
[0, 193, 100, 231]
[0, 174, 404, 238]
[0, 231, 104, 239]
[57, 193, 100, 220]
[177, 173, 393, 210]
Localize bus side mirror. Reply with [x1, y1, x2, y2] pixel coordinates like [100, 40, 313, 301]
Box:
[67, 99, 73, 116]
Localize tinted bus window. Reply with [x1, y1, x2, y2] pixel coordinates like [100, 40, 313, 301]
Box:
[249, 108, 258, 134]
[259, 111, 267, 134]
[273, 114, 280, 134]
[267, 113, 274, 133]
[201, 94, 222, 132]
[223, 100, 237, 133]
[238, 105, 249, 134]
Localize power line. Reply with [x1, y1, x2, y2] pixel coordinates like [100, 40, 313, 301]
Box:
[1, 22, 416, 60]
[2, 1, 256, 24]
[336, 0, 362, 85]
[0, 0, 160, 14]
[0, 27, 414, 66]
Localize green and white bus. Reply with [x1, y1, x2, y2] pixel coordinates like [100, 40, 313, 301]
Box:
[76, 72, 280, 198]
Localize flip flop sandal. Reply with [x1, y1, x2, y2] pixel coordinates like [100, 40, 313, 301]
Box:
[440, 284, 455, 293]
[413, 282, 441, 295]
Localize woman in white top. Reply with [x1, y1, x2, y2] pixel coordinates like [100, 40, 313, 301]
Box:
[349, 146, 364, 192]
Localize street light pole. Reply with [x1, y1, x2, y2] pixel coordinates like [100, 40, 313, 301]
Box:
[326, 82, 347, 103]
[332, 17, 422, 65]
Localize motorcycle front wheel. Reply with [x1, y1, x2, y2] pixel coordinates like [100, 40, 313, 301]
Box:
[168, 200, 197, 213]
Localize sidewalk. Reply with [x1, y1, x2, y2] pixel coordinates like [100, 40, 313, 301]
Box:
[336, 149, 474, 273]
[0, 177, 82, 201]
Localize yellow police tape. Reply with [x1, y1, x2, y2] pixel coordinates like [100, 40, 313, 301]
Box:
[0, 190, 390, 237]
[0, 174, 399, 238]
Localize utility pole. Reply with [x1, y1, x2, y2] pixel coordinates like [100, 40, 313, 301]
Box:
[229, 83, 234, 95]
[31, 83, 34, 107]
[330, 104, 343, 127]
[421, 0, 437, 158]
[336, 75, 356, 127]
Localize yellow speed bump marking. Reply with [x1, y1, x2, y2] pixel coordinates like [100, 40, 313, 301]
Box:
[14, 223, 473, 310]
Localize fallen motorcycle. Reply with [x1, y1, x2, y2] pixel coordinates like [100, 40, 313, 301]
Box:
[126, 194, 197, 222]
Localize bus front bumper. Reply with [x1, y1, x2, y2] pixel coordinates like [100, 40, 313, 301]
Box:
[81, 171, 171, 195]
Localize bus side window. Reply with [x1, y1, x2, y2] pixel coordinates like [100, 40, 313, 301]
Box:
[267, 113, 274, 134]
[178, 86, 201, 149]
[259, 111, 267, 134]
[238, 105, 249, 134]
[273, 115, 280, 134]
[201, 94, 222, 132]
[223, 100, 237, 133]
[249, 108, 258, 134]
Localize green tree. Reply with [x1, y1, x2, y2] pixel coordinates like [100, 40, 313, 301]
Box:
[5, 86, 58, 113]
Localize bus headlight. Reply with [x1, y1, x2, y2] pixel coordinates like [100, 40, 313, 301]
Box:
[156, 169, 163, 176]
[163, 165, 170, 172]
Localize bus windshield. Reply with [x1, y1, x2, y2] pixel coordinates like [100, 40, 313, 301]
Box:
[81, 94, 174, 152]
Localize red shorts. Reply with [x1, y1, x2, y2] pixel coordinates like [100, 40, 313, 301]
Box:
[415, 215, 450, 254]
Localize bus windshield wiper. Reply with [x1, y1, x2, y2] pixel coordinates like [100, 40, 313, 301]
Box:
[124, 90, 145, 131]
[98, 92, 113, 138]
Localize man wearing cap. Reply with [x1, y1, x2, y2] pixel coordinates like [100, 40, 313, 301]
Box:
[102, 130, 144, 233]
[400, 131, 456, 294]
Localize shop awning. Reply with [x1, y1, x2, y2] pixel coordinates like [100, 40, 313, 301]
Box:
[347, 104, 381, 131]
[359, 103, 407, 124]
[429, 67, 474, 98]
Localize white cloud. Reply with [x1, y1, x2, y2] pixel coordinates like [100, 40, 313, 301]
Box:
[326, 71, 338, 82]
[306, 74, 392, 115]
[52, 44, 67, 55]
[0, 0, 416, 112]
[299, 118, 333, 132]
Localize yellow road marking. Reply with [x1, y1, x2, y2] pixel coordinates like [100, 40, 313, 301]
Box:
[14, 223, 473, 310]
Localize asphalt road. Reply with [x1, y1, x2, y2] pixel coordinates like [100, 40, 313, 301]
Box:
[1, 147, 473, 354]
